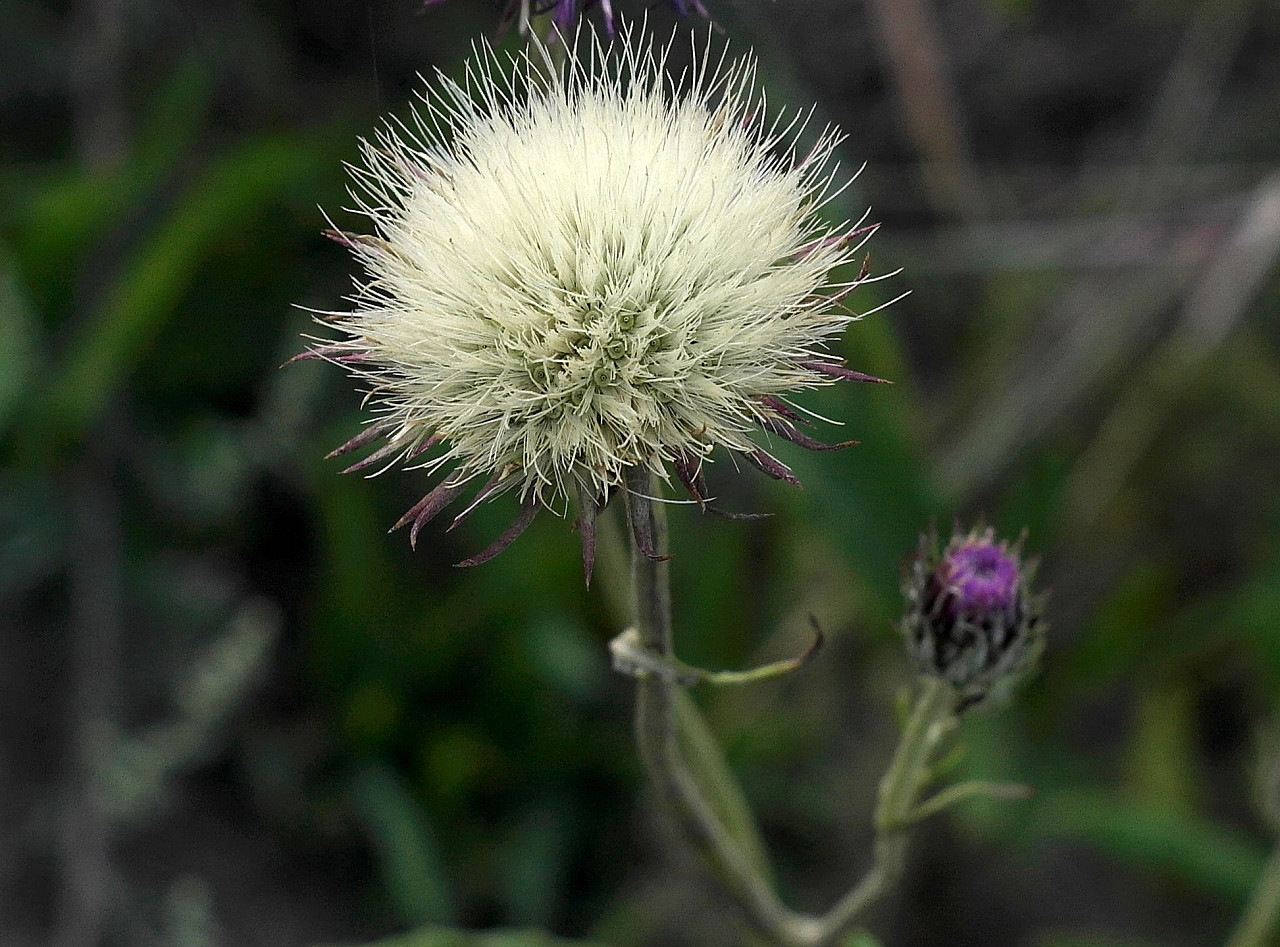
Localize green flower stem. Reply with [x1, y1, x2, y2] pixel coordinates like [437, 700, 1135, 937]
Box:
[621, 466, 964, 947]
[801, 676, 957, 945]
[1226, 843, 1280, 947]
[623, 466, 800, 942]
[877, 677, 960, 836]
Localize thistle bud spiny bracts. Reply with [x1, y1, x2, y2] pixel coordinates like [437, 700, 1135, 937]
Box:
[301, 27, 893, 573]
[902, 525, 1046, 709]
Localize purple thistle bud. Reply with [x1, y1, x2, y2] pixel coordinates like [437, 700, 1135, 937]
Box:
[902, 525, 1046, 710]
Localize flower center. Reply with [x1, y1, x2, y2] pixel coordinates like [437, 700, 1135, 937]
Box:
[534, 297, 672, 398]
[942, 541, 1019, 615]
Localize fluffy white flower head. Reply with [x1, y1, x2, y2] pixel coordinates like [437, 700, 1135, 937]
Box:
[307, 26, 891, 569]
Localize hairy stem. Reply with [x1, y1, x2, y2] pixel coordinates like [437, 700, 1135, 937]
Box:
[622, 464, 960, 946]
[624, 466, 801, 943]
[805, 676, 956, 944]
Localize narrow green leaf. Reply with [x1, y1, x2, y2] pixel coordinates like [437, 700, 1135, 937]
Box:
[46, 133, 333, 437]
[131, 57, 216, 175]
[498, 800, 573, 927]
[8, 59, 212, 289]
[1036, 790, 1267, 903]
[351, 764, 455, 927]
[1124, 677, 1199, 816]
[673, 690, 776, 888]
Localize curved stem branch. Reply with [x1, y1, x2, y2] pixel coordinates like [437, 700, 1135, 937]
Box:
[621, 464, 965, 946]
[906, 780, 1032, 825]
[806, 676, 956, 944]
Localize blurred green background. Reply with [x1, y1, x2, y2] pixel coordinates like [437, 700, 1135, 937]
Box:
[3, 0, 1280, 945]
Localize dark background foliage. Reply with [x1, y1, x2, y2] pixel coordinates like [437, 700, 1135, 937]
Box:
[3, 0, 1280, 945]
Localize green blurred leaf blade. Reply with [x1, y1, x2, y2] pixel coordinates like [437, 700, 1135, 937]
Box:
[673, 690, 775, 888]
[351, 763, 455, 927]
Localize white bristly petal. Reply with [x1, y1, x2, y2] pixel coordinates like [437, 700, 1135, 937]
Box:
[319, 24, 885, 508]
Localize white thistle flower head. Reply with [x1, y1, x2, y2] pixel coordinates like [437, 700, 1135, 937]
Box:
[300, 25, 895, 579]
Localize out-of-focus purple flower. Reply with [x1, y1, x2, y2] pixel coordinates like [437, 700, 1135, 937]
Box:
[901, 525, 1046, 709]
[424, 0, 710, 37]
